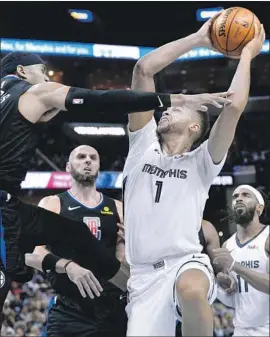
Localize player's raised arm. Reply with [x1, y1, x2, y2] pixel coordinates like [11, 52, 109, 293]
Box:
[208, 24, 265, 164]
[129, 12, 230, 132]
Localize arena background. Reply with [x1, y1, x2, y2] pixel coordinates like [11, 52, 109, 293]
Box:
[1, 1, 269, 336]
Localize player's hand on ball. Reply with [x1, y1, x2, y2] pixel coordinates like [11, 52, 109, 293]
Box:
[65, 262, 103, 299]
[217, 272, 237, 294]
[213, 248, 235, 271]
[242, 24, 265, 59]
[195, 10, 224, 49]
[183, 91, 233, 112]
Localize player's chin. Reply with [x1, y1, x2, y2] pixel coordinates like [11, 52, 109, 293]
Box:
[157, 123, 169, 134]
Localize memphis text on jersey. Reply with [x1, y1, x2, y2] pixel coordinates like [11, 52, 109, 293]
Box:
[142, 163, 188, 179]
[239, 260, 259, 268]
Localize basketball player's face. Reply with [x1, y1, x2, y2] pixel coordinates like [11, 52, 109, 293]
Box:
[68, 147, 100, 185]
[232, 188, 257, 226]
[157, 106, 199, 138]
[21, 64, 49, 84]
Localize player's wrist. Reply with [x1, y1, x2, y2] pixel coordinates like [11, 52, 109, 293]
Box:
[241, 49, 253, 61]
[230, 260, 241, 273]
[55, 258, 74, 274]
[193, 32, 209, 48]
[170, 94, 185, 107]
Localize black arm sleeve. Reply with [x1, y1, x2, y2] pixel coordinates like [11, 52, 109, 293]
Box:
[65, 87, 171, 114]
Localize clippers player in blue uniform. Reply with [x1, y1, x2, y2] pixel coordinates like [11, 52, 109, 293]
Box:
[0, 51, 230, 327]
[34, 145, 127, 337]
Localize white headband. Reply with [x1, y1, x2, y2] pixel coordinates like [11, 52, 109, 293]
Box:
[234, 185, 265, 207]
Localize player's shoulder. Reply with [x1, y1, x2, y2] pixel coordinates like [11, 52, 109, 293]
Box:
[190, 139, 208, 156]
[265, 233, 269, 254]
[1, 75, 30, 93]
[202, 219, 214, 228]
[38, 195, 60, 213]
[26, 81, 63, 96]
[113, 199, 123, 221]
[223, 233, 236, 249]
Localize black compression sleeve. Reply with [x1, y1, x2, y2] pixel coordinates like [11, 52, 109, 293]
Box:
[42, 253, 62, 273]
[65, 87, 171, 114]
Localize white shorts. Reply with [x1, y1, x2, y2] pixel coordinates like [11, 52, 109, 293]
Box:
[126, 253, 217, 336]
[233, 325, 270, 336]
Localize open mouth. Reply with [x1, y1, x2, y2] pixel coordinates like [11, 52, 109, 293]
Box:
[159, 117, 169, 123]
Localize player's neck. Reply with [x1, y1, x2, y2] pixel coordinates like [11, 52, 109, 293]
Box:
[69, 182, 101, 206]
[237, 220, 264, 240]
[161, 134, 192, 156]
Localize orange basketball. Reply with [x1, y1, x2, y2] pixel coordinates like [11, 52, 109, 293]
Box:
[210, 7, 261, 58]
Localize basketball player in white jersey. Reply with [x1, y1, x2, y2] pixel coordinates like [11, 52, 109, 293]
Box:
[213, 185, 269, 336]
[122, 10, 265, 336]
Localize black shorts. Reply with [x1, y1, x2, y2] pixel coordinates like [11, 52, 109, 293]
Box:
[0, 190, 120, 280]
[46, 294, 127, 337]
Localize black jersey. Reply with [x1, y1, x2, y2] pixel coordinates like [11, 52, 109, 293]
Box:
[199, 226, 207, 254]
[0, 75, 39, 194]
[48, 191, 122, 306]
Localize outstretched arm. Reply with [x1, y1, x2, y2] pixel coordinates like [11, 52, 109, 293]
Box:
[129, 13, 231, 131]
[208, 24, 265, 164]
[18, 81, 182, 124]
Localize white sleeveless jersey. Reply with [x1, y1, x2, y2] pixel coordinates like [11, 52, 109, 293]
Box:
[226, 226, 270, 329]
[123, 118, 226, 265]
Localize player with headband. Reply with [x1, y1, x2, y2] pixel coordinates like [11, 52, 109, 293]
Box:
[213, 185, 269, 336]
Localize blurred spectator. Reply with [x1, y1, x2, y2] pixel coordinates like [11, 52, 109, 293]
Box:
[1, 272, 236, 337]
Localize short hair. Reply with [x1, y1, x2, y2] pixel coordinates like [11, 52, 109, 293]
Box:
[193, 110, 210, 144]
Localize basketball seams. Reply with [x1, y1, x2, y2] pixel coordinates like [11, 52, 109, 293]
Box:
[228, 13, 255, 52]
[214, 17, 227, 52]
[226, 8, 240, 56]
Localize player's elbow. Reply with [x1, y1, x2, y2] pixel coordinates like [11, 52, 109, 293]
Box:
[229, 102, 245, 114]
[228, 93, 248, 115]
[133, 60, 153, 78]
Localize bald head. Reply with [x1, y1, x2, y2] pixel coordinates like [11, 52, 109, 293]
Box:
[67, 145, 100, 185]
[68, 145, 99, 163]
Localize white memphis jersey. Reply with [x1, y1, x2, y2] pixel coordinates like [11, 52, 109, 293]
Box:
[226, 226, 269, 329]
[123, 118, 226, 265]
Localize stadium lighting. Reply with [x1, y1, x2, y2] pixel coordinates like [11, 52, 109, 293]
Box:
[196, 7, 224, 21]
[68, 9, 94, 23]
[73, 125, 126, 136]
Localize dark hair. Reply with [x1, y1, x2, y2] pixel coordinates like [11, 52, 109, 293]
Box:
[194, 110, 210, 144]
[221, 188, 270, 225]
[156, 110, 210, 148]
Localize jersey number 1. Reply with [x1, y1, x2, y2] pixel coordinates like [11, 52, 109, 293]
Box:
[155, 181, 163, 203]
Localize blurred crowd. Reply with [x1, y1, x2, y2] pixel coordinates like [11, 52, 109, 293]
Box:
[1, 271, 234, 337]
[29, 117, 270, 187]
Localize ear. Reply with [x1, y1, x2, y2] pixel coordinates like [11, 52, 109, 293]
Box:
[256, 204, 264, 217]
[16, 65, 27, 79]
[189, 122, 200, 133]
[66, 162, 71, 173]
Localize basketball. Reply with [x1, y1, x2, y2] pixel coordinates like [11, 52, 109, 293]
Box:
[210, 7, 261, 58]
